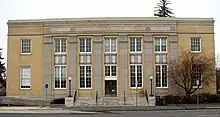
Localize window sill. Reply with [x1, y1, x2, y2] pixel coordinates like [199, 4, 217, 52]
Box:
[54, 88, 67, 90]
[154, 51, 167, 54]
[193, 86, 203, 89]
[104, 76, 117, 80]
[79, 52, 92, 54]
[79, 88, 92, 90]
[191, 51, 201, 54]
[130, 52, 142, 54]
[20, 53, 32, 56]
[130, 87, 143, 89]
[20, 88, 31, 90]
[105, 52, 117, 54]
[156, 87, 168, 89]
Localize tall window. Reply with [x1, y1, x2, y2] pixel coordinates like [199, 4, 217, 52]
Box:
[79, 38, 92, 89]
[21, 39, 31, 54]
[104, 37, 117, 79]
[156, 65, 168, 88]
[54, 38, 67, 89]
[20, 66, 31, 89]
[130, 37, 142, 88]
[155, 37, 168, 88]
[192, 65, 202, 87]
[191, 37, 201, 52]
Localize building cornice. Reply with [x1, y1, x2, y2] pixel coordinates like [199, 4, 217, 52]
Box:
[7, 17, 214, 27]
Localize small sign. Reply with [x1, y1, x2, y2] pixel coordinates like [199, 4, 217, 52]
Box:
[45, 83, 48, 89]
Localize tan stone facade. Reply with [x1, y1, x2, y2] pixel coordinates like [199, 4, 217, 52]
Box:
[7, 17, 216, 98]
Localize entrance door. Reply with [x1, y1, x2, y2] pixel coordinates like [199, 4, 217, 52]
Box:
[105, 80, 117, 96]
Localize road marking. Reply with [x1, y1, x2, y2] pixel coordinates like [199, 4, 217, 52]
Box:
[199, 115, 220, 117]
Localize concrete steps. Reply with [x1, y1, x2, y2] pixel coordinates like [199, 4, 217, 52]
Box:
[102, 97, 119, 106]
[74, 96, 149, 106]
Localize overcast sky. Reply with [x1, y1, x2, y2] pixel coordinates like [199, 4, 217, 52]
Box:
[0, 0, 219, 65]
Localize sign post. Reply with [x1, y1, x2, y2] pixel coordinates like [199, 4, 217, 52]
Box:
[44, 83, 49, 109]
[44, 83, 49, 100]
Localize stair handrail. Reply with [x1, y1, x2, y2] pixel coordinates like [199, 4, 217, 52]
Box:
[73, 89, 78, 103]
[145, 89, 149, 103]
[96, 90, 98, 105]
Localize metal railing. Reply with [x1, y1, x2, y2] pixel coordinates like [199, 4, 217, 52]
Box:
[73, 89, 78, 104]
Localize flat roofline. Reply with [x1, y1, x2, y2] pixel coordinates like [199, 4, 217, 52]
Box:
[7, 17, 214, 23]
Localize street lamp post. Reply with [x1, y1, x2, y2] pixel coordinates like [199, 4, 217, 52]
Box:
[68, 77, 72, 97]
[150, 76, 153, 96]
[197, 80, 200, 106]
[196, 80, 200, 105]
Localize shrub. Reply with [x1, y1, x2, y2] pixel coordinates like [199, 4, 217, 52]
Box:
[163, 93, 220, 104]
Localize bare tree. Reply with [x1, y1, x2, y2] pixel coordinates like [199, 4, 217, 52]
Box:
[216, 53, 220, 93]
[169, 50, 216, 98]
[0, 48, 6, 96]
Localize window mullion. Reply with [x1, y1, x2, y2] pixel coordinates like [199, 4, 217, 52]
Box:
[160, 39, 161, 52]
[59, 39, 61, 53]
[84, 66, 86, 88]
[110, 39, 111, 53]
[135, 38, 136, 52]
[135, 65, 137, 87]
[110, 65, 111, 77]
[160, 65, 162, 88]
[59, 66, 61, 88]
[84, 39, 86, 53]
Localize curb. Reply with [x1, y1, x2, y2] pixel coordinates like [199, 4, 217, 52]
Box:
[0, 110, 100, 114]
[66, 106, 220, 112]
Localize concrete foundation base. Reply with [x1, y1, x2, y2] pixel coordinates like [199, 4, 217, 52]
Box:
[65, 97, 74, 107]
[148, 96, 155, 106]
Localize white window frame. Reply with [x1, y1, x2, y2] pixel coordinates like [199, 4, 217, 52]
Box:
[192, 65, 203, 88]
[20, 66, 31, 89]
[21, 39, 32, 54]
[104, 65, 117, 79]
[129, 36, 143, 89]
[154, 37, 167, 53]
[79, 38, 92, 54]
[104, 37, 117, 54]
[155, 64, 168, 88]
[54, 38, 67, 54]
[191, 37, 202, 53]
[54, 65, 67, 89]
[130, 65, 143, 89]
[129, 37, 142, 54]
[79, 65, 92, 89]
[192, 78, 203, 89]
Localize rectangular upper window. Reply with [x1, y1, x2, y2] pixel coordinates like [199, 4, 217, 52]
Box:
[191, 37, 201, 52]
[104, 37, 117, 53]
[155, 37, 167, 53]
[79, 38, 91, 53]
[130, 37, 142, 53]
[20, 66, 31, 89]
[54, 38, 67, 54]
[21, 39, 31, 54]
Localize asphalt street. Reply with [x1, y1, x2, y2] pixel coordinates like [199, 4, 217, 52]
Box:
[1, 109, 220, 117]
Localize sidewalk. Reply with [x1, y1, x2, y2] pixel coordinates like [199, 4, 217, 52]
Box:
[0, 106, 99, 114]
[65, 104, 220, 112]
